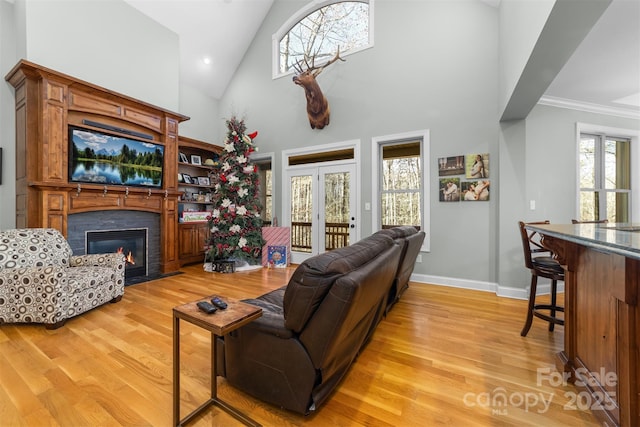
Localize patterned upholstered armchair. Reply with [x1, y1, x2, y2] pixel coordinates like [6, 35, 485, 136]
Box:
[0, 228, 126, 329]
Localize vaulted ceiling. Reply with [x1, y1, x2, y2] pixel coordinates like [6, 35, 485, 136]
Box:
[125, 0, 639, 119]
[124, 0, 273, 100]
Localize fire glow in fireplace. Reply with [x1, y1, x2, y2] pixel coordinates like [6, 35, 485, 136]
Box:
[86, 228, 148, 282]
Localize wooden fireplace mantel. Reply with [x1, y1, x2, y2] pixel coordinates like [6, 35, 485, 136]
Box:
[5, 59, 190, 274]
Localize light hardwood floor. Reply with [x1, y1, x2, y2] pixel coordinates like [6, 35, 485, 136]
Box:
[0, 264, 601, 426]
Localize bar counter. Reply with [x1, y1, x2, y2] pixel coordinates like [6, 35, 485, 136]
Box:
[525, 223, 639, 427]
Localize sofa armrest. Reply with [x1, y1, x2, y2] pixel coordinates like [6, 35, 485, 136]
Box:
[70, 253, 126, 268]
[240, 293, 293, 339]
[245, 311, 294, 338]
[69, 253, 126, 296]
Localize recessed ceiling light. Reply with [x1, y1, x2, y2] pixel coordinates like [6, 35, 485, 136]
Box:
[202, 56, 212, 65]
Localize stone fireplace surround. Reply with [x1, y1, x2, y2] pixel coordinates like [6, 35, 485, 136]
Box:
[68, 211, 161, 284]
[5, 60, 190, 275]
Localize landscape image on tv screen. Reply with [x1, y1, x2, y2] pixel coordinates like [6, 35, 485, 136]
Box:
[69, 126, 164, 188]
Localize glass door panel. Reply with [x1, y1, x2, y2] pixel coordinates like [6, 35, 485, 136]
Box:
[323, 170, 352, 250]
[290, 174, 314, 253]
[286, 164, 356, 264]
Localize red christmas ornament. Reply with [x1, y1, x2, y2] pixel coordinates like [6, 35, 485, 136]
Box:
[248, 131, 258, 139]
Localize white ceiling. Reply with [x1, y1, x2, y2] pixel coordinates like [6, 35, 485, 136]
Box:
[124, 0, 274, 100]
[542, 0, 640, 115]
[125, 0, 640, 117]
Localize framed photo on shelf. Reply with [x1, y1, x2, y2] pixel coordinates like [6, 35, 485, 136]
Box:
[197, 176, 210, 186]
[179, 152, 189, 163]
[183, 174, 193, 184]
[191, 155, 202, 165]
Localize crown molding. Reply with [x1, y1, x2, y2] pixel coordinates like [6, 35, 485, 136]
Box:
[538, 95, 640, 120]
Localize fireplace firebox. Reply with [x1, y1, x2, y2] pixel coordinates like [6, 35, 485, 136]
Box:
[86, 229, 148, 282]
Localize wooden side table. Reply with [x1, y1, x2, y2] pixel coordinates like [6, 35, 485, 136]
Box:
[173, 296, 262, 426]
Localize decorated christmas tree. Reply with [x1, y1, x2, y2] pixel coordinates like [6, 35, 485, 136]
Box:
[206, 117, 265, 266]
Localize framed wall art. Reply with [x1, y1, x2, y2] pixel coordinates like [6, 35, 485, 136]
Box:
[439, 177, 460, 202]
[465, 153, 489, 179]
[438, 155, 464, 176]
[461, 180, 490, 201]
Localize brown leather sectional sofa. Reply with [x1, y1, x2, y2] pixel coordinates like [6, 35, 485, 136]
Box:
[217, 227, 425, 415]
[379, 226, 426, 313]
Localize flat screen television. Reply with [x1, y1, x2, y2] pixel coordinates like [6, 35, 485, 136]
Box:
[69, 126, 164, 188]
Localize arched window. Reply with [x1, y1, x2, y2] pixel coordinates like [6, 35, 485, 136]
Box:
[273, 0, 374, 78]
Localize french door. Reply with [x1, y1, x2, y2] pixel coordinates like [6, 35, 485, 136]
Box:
[285, 163, 357, 264]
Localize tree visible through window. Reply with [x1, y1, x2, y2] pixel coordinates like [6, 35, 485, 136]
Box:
[278, 1, 371, 74]
[373, 130, 429, 250]
[381, 141, 421, 229]
[579, 133, 631, 222]
[255, 160, 272, 225]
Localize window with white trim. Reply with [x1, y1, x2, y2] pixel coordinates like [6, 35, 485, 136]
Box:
[372, 130, 430, 251]
[579, 132, 631, 222]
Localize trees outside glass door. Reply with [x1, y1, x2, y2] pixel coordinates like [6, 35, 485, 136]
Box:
[286, 164, 356, 264]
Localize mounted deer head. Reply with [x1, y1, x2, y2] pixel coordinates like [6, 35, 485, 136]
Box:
[292, 49, 345, 129]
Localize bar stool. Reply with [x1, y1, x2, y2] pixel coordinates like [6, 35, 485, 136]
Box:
[518, 221, 565, 337]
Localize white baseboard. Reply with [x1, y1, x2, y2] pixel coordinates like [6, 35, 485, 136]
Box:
[410, 273, 564, 300]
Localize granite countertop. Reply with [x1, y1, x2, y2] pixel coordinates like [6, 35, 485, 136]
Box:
[525, 223, 640, 260]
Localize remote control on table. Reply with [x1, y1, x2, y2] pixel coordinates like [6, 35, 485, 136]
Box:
[197, 301, 217, 314]
[211, 296, 228, 309]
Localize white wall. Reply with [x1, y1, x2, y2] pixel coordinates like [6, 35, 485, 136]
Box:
[0, 0, 19, 229]
[497, 105, 640, 293]
[220, 0, 500, 283]
[221, 0, 640, 293]
[525, 105, 640, 222]
[1, 0, 637, 293]
[0, 0, 220, 229]
[178, 81, 221, 144]
[23, 0, 180, 111]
